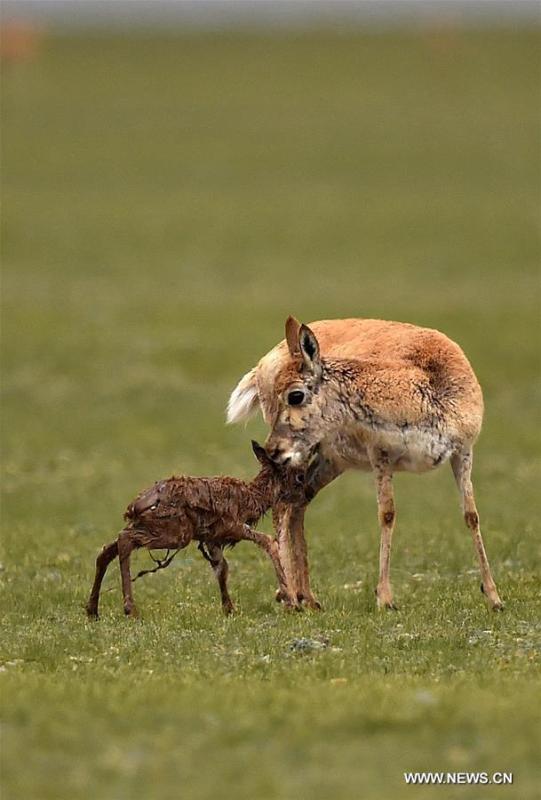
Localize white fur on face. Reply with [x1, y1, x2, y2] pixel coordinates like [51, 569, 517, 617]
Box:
[283, 449, 305, 467]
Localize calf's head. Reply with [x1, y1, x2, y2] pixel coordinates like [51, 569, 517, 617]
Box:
[251, 439, 307, 505]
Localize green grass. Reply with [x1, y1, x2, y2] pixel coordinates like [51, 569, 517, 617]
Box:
[2, 28, 540, 800]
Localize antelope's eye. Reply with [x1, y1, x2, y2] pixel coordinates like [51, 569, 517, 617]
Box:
[287, 390, 305, 406]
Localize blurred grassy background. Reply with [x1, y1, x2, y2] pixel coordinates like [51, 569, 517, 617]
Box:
[2, 27, 540, 800]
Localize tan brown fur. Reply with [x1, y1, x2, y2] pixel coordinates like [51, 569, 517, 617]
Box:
[257, 320, 483, 439]
[86, 443, 304, 619]
[227, 317, 502, 612]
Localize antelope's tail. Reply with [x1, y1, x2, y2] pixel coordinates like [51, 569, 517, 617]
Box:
[226, 367, 259, 424]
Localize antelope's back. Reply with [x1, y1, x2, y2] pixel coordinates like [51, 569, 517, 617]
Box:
[255, 319, 483, 438]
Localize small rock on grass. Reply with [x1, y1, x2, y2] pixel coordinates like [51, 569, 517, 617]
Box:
[289, 636, 330, 653]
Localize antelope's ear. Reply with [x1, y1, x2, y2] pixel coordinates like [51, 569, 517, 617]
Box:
[299, 324, 322, 379]
[285, 315, 302, 357]
[251, 440, 269, 465]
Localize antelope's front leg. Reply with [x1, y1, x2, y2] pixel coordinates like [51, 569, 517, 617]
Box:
[286, 455, 344, 609]
[271, 503, 300, 603]
[290, 505, 321, 610]
[240, 525, 300, 610]
[272, 502, 320, 610]
[371, 453, 397, 610]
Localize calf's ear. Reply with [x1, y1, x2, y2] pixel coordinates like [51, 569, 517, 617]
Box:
[299, 324, 322, 380]
[285, 315, 301, 357]
[251, 440, 269, 465]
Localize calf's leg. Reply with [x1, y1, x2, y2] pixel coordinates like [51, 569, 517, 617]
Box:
[86, 541, 118, 619]
[200, 543, 235, 615]
[117, 529, 138, 617]
[240, 525, 300, 610]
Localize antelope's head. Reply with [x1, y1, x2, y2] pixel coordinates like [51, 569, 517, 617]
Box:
[265, 317, 339, 469]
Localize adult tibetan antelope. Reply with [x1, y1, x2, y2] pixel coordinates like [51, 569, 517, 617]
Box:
[227, 317, 503, 612]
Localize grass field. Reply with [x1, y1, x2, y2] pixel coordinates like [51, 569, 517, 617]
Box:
[2, 28, 540, 799]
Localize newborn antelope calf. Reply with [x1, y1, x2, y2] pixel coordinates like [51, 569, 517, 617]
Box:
[86, 442, 303, 619]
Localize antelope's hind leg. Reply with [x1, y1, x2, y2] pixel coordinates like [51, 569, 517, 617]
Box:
[199, 543, 235, 615]
[86, 541, 119, 619]
[451, 449, 503, 611]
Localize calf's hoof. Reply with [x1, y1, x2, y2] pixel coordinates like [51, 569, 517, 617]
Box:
[222, 601, 236, 616]
[124, 603, 139, 618]
[86, 606, 99, 620]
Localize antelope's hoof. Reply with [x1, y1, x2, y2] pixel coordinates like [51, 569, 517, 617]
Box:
[481, 583, 504, 611]
[376, 590, 398, 611]
[284, 597, 303, 612]
[300, 596, 323, 611]
[86, 607, 99, 620]
[124, 604, 139, 618]
[377, 600, 399, 611]
[222, 601, 236, 616]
